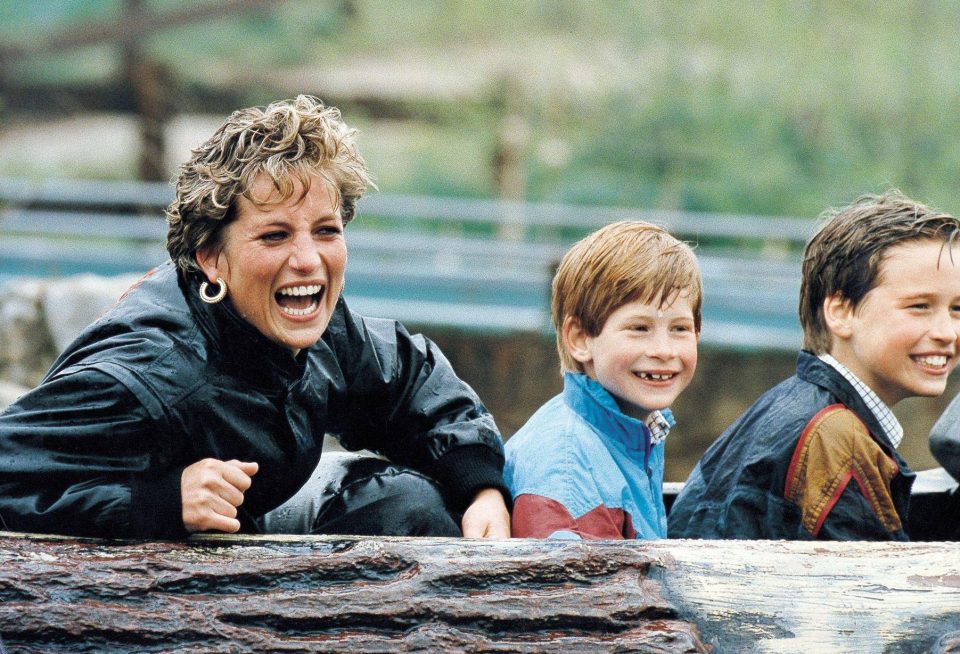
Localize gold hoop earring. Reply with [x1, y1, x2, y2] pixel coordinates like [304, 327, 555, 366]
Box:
[199, 277, 228, 304]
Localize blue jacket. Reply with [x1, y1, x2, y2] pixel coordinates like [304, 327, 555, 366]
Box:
[669, 351, 914, 540]
[505, 372, 672, 540]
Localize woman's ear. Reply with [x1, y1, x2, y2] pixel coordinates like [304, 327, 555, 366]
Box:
[823, 293, 854, 340]
[195, 246, 221, 283]
[562, 316, 594, 365]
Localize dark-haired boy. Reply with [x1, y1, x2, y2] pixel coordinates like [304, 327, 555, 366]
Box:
[669, 191, 960, 540]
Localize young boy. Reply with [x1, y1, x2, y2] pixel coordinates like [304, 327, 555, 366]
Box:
[505, 221, 702, 540]
[669, 191, 960, 541]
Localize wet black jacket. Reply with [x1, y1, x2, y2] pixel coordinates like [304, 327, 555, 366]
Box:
[0, 262, 506, 538]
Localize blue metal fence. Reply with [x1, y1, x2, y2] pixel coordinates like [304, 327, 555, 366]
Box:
[0, 177, 815, 350]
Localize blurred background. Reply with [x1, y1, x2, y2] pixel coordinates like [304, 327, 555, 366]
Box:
[1, 0, 958, 480]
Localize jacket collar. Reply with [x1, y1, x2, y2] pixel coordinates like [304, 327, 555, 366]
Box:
[817, 353, 903, 449]
[561, 371, 674, 452]
[179, 267, 308, 388]
[796, 350, 898, 452]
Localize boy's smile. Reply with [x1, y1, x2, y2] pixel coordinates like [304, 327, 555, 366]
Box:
[568, 292, 698, 421]
[828, 239, 960, 406]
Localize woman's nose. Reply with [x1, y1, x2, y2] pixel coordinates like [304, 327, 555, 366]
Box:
[288, 234, 321, 271]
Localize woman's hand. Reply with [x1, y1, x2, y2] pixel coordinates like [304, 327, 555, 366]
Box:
[181, 458, 259, 533]
[460, 487, 511, 538]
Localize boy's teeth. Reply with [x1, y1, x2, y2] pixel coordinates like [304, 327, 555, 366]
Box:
[915, 355, 948, 367]
[639, 372, 673, 380]
[279, 284, 322, 296]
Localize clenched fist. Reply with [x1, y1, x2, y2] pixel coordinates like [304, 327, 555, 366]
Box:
[181, 458, 259, 533]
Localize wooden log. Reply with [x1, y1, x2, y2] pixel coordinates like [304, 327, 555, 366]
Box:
[0, 532, 704, 653]
[657, 539, 960, 653]
[1, 532, 958, 653]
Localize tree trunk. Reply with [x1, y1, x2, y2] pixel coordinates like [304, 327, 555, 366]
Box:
[1, 532, 958, 652]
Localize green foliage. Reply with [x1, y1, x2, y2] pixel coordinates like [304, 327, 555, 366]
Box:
[4, 1, 960, 217]
[355, 116, 497, 198]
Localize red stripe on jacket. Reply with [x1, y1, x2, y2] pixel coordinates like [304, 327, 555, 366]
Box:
[512, 494, 636, 539]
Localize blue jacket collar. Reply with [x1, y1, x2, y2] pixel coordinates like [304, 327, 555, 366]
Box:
[561, 372, 674, 452]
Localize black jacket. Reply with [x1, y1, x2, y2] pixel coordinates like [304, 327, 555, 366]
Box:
[0, 262, 506, 538]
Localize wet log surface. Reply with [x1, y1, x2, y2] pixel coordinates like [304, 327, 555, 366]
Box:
[1, 532, 958, 653]
[0, 532, 704, 654]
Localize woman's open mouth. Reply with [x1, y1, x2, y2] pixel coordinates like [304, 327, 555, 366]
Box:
[276, 284, 323, 317]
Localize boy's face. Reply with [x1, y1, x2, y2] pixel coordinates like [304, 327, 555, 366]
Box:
[568, 292, 698, 421]
[827, 239, 960, 406]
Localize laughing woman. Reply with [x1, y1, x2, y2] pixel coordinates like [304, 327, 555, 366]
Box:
[0, 96, 510, 539]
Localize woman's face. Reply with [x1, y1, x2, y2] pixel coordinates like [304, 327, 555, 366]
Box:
[196, 174, 347, 356]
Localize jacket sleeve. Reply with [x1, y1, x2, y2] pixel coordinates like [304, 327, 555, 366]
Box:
[0, 368, 187, 539]
[813, 485, 907, 540]
[333, 311, 507, 514]
[783, 406, 907, 540]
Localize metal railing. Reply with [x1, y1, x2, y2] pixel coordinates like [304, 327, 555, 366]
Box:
[0, 177, 816, 350]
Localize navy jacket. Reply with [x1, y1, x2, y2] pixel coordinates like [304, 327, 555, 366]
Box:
[669, 351, 914, 540]
[0, 262, 506, 538]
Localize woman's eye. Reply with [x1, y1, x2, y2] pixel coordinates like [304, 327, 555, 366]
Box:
[260, 232, 287, 242]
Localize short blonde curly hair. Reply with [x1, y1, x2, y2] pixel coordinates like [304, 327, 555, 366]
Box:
[166, 95, 372, 273]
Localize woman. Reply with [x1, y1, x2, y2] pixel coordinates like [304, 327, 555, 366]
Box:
[0, 96, 510, 539]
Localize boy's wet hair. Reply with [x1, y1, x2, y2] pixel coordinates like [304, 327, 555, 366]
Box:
[800, 190, 960, 353]
[552, 220, 702, 373]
